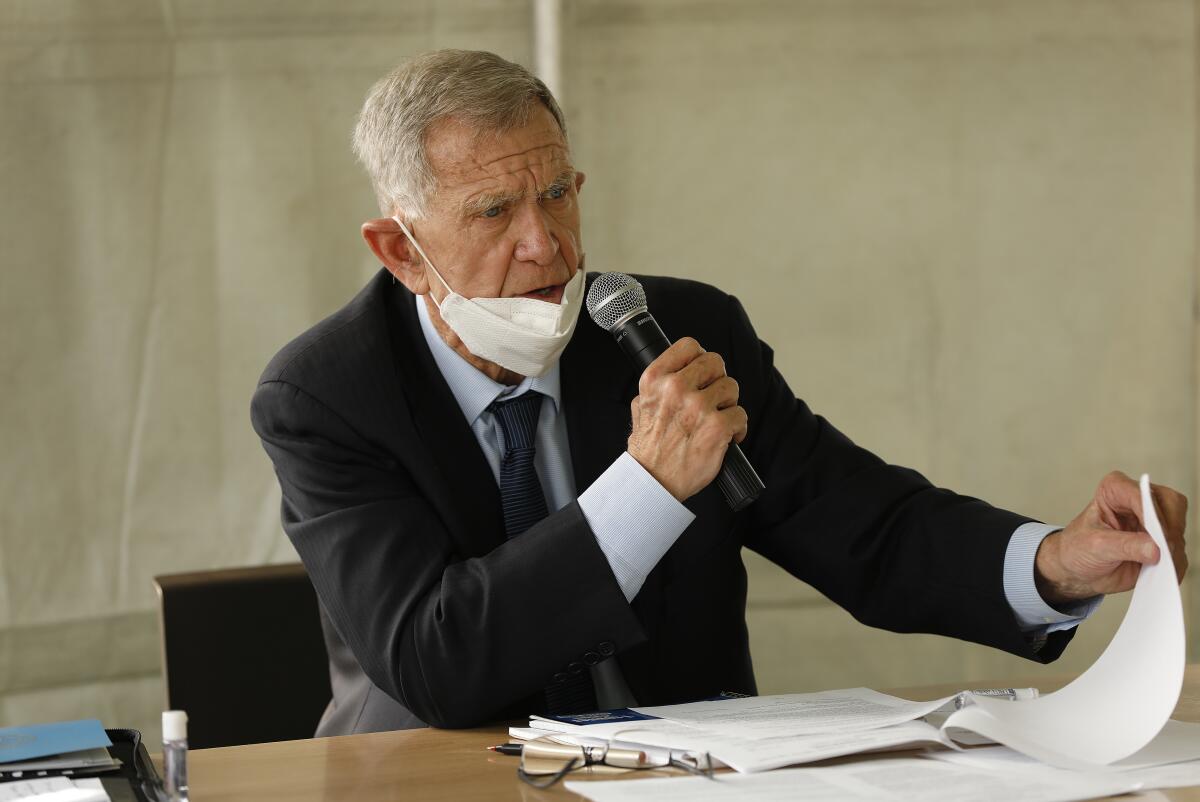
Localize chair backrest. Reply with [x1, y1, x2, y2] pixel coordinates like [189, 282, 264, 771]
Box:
[153, 563, 331, 749]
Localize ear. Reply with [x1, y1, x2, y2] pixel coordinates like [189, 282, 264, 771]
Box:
[362, 217, 430, 295]
[574, 170, 586, 194]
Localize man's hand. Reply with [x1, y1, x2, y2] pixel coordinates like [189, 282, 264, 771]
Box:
[627, 337, 749, 502]
[1035, 471, 1189, 606]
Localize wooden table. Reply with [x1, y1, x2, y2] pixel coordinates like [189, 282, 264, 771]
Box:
[187, 666, 1200, 801]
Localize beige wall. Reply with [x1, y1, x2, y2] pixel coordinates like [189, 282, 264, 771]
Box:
[565, 0, 1197, 693]
[0, 0, 1194, 742]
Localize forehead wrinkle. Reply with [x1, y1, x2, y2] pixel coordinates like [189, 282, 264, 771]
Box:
[459, 167, 576, 217]
[454, 153, 574, 215]
[458, 168, 576, 217]
[424, 106, 571, 204]
[427, 111, 573, 217]
[466, 144, 571, 183]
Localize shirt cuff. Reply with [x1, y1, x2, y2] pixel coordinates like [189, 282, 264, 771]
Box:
[1003, 521, 1103, 633]
[577, 452, 696, 602]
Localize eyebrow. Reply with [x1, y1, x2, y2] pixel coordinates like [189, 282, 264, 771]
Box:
[459, 169, 576, 218]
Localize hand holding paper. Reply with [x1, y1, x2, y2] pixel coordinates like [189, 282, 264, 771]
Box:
[1035, 470, 1188, 603]
[944, 474, 1186, 767]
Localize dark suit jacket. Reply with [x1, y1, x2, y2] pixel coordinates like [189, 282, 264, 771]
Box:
[251, 269, 1072, 734]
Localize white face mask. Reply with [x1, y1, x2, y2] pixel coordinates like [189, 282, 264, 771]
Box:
[393, 216, 584, 378]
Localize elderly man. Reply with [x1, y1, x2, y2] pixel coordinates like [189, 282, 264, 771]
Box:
[252, 50, 1188, 735]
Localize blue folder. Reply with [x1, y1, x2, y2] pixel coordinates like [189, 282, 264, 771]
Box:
[0, 719, 112, 764]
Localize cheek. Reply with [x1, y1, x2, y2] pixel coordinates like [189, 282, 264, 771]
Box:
[551, 211, 583, 261]
[442, 239, 510, 297]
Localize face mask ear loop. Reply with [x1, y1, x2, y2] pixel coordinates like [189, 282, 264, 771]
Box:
[392, 216, 454, 301]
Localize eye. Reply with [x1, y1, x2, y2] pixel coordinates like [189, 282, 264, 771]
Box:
[544, 184, 568, 201]
[482, 205, 504, 219]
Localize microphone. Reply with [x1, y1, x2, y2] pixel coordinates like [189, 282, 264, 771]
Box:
[586, 273, 765, 512]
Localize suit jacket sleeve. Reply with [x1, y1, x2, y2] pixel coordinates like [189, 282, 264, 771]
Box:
[251, 379, 646, 727]
[726, 294, 1074, 663]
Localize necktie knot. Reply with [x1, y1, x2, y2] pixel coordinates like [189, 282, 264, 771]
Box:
[488, 391, 543, 453]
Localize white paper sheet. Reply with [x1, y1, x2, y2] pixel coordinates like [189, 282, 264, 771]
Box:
[927, 721, 1200, 772]
[515, 718, 951, 773]
[0, 778, 108, 802]
[1114, 720, 1200, 769]
[926, 743, 1200, 796]
[943, 474, 1185, 768]
[631, 688, 955, 739]
[565, 757, 1138, 802]
[608, 720, 953, 773]
[525, 720, 954, 774]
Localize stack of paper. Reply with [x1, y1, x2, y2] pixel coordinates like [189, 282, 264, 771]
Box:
[0, 777, 109, 802]
[518, 689, 967, 772]
[532, 475, 1200, 801]
[568, 757, 1143, 802]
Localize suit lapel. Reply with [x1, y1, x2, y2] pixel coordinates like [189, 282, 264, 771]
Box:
[386, 285, 506, 558]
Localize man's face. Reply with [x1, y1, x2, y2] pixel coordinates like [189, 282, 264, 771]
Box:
[408, 104, 584, 305]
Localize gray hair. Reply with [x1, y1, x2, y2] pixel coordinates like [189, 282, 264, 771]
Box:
[352, 49, 568, 219]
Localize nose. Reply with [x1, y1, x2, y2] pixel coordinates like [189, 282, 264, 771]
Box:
[511, 201, 559, 265]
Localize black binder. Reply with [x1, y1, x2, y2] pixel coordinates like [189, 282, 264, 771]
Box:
[100, 729, 165, 802]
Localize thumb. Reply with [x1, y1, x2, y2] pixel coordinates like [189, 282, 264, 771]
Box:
[1090, 529, 1159, 566]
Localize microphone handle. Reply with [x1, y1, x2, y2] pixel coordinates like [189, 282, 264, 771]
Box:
[614, 311, 765, 511]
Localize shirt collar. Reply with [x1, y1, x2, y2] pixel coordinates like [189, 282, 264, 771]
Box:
[415, 293, 562, 424]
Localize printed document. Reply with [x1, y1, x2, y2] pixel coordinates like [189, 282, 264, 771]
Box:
[566, 756, 1138, 802]
[632, 688, 955, 740]
[0, 777, 109, 802]
[533, 474, 1198, 779]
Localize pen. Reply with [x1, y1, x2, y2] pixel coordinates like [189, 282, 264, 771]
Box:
[954, 687, 1039, 709]
[487, 743, 524, 756]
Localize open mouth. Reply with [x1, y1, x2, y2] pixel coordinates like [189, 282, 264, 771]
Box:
[520, 283, 565, 302]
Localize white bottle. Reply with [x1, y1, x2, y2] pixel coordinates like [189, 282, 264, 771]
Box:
[161, 710, 189, 802]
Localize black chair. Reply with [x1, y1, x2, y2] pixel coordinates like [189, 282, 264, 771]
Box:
[153, 563, 331, 748]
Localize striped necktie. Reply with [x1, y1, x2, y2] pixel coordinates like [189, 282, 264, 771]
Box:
[488, 391, 598, 714]
[488, 392, 550, 538]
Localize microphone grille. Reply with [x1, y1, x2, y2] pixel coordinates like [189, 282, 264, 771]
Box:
[586, 272, 647, 332]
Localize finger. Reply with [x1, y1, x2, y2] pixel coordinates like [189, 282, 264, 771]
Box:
[640, 337, 706, 390]
[1095, 471, 1144, 532]
[1150, 483, 1189, 542]
[1089, 528, 1159, 566]
[1167, 537, 1189, 583]
[701, 376, 740, 411]
[732, 406, 749, 444]
[716, 404, 749, 445]
[1148, 489, 1187, 584]
[678, 351, 728, 391]
[1148, 486, 1170, 535]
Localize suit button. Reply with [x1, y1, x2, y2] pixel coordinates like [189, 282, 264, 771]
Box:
[553, 672, 569, 683]
[598, 641, 615, 657]
[583, 651, 601, 665]
[568, 661, 585, 675]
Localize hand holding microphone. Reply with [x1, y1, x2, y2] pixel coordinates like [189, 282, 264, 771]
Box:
[586, 273, 765, 510]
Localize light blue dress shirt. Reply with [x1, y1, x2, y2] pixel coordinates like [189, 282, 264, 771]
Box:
[415, 296, 1096, 642]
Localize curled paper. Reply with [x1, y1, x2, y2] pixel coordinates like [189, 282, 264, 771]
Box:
[944, 474, 1185, 768]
